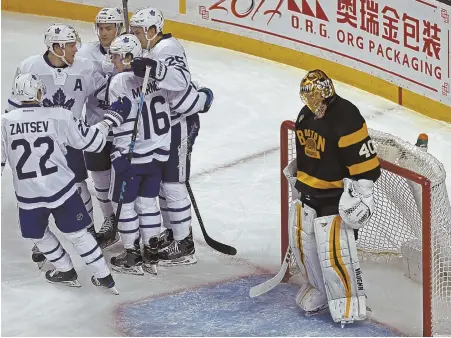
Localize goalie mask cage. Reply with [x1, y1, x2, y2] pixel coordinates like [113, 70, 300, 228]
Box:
[280, 120, 451, 337]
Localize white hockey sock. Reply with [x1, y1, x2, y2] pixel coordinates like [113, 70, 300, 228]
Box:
[136, 196, 161, 244]
[65, 228, 110, 279]
[77, 181, 94, 227]
[33, 228, 73, 272]
[159, 189, 171, 230]
[112, 202, 140, 249]
[161, 183, 191, 241]
[91, 170, 114, 218]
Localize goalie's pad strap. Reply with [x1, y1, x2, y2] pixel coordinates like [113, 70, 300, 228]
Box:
[288, 201, 325, 295]
[314, 215, 367, 323]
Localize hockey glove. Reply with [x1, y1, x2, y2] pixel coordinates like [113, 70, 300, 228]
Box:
[198, 87, 214, 113]
[104, 96, 132, 128]
[111, 153, 135, 181]
[339, 178, 375, 229]
[131, 57, 167, 81]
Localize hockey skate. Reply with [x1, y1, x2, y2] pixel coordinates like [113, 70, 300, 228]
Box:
[158, 228, 173, 252]
[143, 236, 159, 275]
[97, 214, 119, 249]
[45, 268, 81, 287]
[159, 228, 197, 266]
[110, 240, 144, 276]
[91, 273, 119, 295]
[31, 245, 47, 270]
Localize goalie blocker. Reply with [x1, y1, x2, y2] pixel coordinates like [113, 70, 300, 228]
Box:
[286, 69, 381, 326]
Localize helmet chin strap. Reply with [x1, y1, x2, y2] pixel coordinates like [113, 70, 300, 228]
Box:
[51, 44, 71, 66]
[145, 28, 159, 50]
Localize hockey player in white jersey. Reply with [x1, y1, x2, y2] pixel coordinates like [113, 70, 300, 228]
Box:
[2, 73, 117, 293]
[129, 7, 214, 266]
[105, 34, 172, 275]
[10, 23, 108, 259]
[77, 7, 125, 248]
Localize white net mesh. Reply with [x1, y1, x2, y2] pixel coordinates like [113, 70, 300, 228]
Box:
[283, 122, 451, 336]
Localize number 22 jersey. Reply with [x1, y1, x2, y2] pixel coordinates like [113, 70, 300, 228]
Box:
[1, 105, 107, 209]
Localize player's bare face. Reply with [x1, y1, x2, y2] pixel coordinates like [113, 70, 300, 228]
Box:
[63, 42, 78, 65]
[131, 26, 147, 49]
[111, 54, 125, 72]
[97, 23, 117, 47]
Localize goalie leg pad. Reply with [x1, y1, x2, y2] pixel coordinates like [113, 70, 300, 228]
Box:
[288, 200, 327, 312]
[313, 215, 367, 324]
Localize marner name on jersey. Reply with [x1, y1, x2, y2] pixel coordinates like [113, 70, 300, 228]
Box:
[10, 121, 49, 135]
[131, 81, 159, 99]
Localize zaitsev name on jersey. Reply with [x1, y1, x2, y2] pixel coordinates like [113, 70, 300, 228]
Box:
[144, 34, 203, 125]
[294, 95, 381, 198]
[1, 106, 108, 210]
[108, 71, 171, 165]
[9, 51, 107, 119]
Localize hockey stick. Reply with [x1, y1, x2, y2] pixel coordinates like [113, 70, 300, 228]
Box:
[185, 181, 237, 256]
[249, 247, 292, 297]
[115, 66, 151, 227]
[122, 0, 130, 33]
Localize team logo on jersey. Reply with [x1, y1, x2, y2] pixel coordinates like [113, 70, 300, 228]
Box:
[296, 129, 326, 159]
[76, 213, 84, 221]
[42, 88, 75, 110]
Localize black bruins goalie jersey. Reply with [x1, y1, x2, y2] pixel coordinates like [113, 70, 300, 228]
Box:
[294, 95, 381, 199]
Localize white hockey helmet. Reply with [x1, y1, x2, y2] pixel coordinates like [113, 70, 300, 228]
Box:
[130, 7, 164, 45]
[44, 23, 81, 64]
[109, 34, 142, 65]
[13, 73, 47, 103]
[95, 7, 125, 36]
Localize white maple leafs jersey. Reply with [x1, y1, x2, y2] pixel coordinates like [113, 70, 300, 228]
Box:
[9, 52, 107, 120]
[77, 42, 116, 126]
[109, 71, 171, 164]
[145, 34, 201, 125]
[1, 105, 108, 209]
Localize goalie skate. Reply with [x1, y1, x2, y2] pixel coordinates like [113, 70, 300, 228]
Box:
[110, 248, 144, 276]
[159, 229, 197, 266]
[91, 274, 119, 295]
[45, 268, 81, 287]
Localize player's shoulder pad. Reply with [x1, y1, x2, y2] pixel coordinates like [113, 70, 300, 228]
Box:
[332, 96, 366, 137]
[19, 54, 44, 71]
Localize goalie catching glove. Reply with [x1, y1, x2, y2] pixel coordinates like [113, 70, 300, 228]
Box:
[339, 178, 375, 229]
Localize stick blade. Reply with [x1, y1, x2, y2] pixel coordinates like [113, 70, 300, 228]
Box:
[205, 236, 237, 255]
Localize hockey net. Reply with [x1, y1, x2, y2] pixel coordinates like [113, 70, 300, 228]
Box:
[280, 120, 451, 337]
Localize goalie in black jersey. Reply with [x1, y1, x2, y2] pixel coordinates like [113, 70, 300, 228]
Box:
[284, 69, 380, 326]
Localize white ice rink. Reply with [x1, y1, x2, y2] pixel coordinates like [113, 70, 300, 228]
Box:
[2, 11, 451, 337]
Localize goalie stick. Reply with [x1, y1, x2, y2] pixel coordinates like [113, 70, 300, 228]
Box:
[122, 0, 130, 33]
[185, 181, 237, 256]
[249, 247, 292, 297]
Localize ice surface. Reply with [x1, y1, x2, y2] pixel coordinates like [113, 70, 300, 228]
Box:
[2, 11, 451, 337]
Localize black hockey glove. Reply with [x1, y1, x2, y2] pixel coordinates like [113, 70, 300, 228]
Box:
[131, 57, 167, 81]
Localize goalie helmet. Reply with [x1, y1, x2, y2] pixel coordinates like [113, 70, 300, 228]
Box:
[299, 69, 336, 119]
[130, 7, 164, 40]
[44, 23, 81, 64]
[13, 73, 46, 103]
[95, 7, 125, 36]
[109, 34, 142, 64]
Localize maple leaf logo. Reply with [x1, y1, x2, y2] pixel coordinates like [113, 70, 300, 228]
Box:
[55, 27, 60, 34]
[150, 10, 155, 16]
[123, 36, 129, 43]
[42, 88, 75, 110]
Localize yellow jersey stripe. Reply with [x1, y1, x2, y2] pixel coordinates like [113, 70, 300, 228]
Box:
[348, 157, 380, 176]
[297, 171, 344, 189]
[338, 123, 369, 148]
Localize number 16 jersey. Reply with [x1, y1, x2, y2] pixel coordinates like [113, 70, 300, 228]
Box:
[108, 71, 171, 165]
[1, 106, 107, 209]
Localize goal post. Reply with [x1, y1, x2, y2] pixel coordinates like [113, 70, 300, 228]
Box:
[280, 120, 451, 337]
